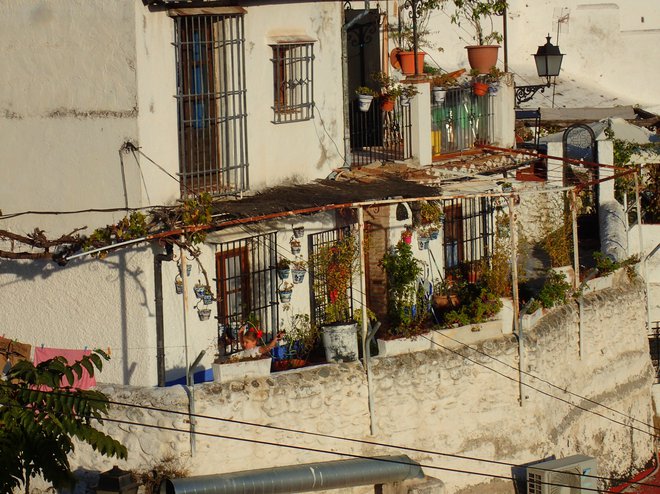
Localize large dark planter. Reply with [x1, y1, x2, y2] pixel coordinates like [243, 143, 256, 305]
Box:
[465, 45, 499, 74]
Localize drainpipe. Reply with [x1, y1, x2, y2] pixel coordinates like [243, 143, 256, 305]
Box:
[342, 2, 370, 168]
[517, 299, 535, 408]
[155, 243, 174, 387]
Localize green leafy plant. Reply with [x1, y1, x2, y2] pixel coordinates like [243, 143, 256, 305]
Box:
[280, 309, 319, 359]
[379, 241, 425, 335]
[593, 252, 639, 278]
[418, 200, 444, 228]
[447, 0, 507, 45]
[182, 192, 213, 245]
[439, 283, 503, 328]
[0, 350, 126, 493]
[277, 257, 291, 270]
[355, 86, 377, 97]
[543, 213, 572, 268]
[83, 211, 149, 258]
[537, 271, 572, 309]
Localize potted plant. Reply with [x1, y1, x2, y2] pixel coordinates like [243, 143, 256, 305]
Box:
[290, 237, 302, 255]
[432, 279, 461, 310]
[291, 259, 307, 284]
[399, 84, 420, 107]
[278, 281, 294, 303]
[401, 226, 413, 245]
[372, 72, 401, 112]
[418, 200, 444, 229]
[311, 235, 360, 363]
[293, 225, 305, 238]
[417, 227, 432, 250]
[447, 0, 507, 74]
[355, 86, 377, 112]
[277, 257, 291, 280]
[430, 72, 460, 104]
[273, 311, 319, 371]
[377, 241, 430, 355]
[389, 1, 442, 75]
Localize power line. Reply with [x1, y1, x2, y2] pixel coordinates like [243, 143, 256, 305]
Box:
[0, 394, 648, 492]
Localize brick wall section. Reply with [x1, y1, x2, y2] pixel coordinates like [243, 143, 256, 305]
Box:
[365, 205, 392, 321]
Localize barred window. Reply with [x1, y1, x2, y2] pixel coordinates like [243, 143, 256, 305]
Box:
[215, 233, 279, 355]
[174, 13, 249, 197]
[271, 42, 315, 123]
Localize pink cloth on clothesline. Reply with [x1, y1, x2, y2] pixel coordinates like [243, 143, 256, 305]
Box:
[33, 347, 96, 390]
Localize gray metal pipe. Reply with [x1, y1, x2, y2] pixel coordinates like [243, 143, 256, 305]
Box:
[160, 455, 423, 494]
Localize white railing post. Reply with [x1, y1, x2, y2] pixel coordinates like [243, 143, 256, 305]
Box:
[408, 78, 432, 167]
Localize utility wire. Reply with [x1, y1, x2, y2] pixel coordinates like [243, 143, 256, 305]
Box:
[0, 394, 649, 491]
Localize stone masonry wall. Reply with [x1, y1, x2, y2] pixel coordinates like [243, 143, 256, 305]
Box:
[516, 185, 565, 245]
[66, 277, 653, 494]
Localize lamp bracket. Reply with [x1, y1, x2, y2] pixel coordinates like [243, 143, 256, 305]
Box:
[515, 83, 550, 106]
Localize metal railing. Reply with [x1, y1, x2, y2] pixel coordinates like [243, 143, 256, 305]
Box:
[350, 97, 412, 167]
[431, 87, 494, 156]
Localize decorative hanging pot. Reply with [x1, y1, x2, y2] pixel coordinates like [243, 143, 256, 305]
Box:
[399, 95, 410, 107]
[193, 282, 206, 299]
[429, 229, 440, 241]
[357, 94, 374, 113]
[175, 274, 184, 294]
[186, 264, 192, 276]
[290, 240, 302, 256]
[197, 308, 212, 321]
[277, 268, 291, 280]
[293, 226, 305, 238]
[292, 269, 306, 284]
[432, 88, 447, 104]
[203, 292, 214, 305]
[278, 289, 293, 303]
[418, 236, 430, 250]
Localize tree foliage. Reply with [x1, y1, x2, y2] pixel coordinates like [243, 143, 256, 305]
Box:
[0, 350, 127, 493]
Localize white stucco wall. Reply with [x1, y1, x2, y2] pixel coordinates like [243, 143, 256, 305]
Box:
[54, 276, 653, 494]
[0, 0, 143, 236]
[244, 2, 346, 188]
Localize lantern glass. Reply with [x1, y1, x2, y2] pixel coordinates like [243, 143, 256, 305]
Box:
[533, 36, 564, 79]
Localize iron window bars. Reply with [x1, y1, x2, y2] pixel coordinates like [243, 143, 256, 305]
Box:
[270, 42, 315, 123]
[215, 232, 279, 355]
[442, 197, 495, 282]
[174, 14, 249, 197]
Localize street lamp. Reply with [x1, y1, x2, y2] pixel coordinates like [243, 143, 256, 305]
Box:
[515, 35, 564, 106]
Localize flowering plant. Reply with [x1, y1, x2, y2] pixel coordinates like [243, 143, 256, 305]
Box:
[311, 235, 358, 324]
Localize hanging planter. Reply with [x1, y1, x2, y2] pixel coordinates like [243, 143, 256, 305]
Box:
[399, 95, 410, 107]
[357, 94, 374, 112]
[401, 228, 413, 245]
[290, 239, 302, 256]
[429, 229, 440, 241]
[186, 264, 192, 276]
[432, 88, 447, 104]
[418, 236, 430, 250]
[277, 257, 291, 280]
[193, 282, 206, 299]
[472, 81, 489, 96]
[175, 274, 183, 295]
[278, 283, 294, 303]
[292, 269, 306, 284]
[197, 308, 212, 321]
[380, 96, 395, 112]
[293, 226, 305, 238]
[202, 292, 214, 305]
[488, 82, 499, 95]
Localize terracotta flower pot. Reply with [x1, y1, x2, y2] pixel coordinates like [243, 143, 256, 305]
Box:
[397, 50, 426, 76]
[465, 45, 500, 74]
[381, 97, 395, 112]
[472, 81, 489, 96]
